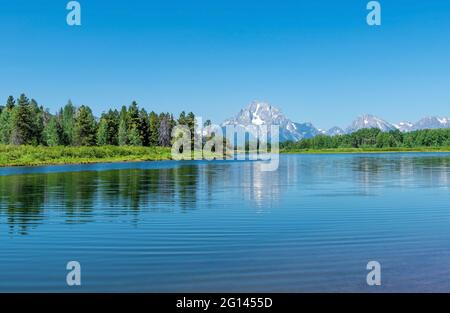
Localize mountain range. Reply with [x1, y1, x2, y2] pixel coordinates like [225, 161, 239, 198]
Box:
[221, 101, 450, 142]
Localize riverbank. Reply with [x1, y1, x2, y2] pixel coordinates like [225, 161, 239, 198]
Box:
[2, 145, 450, 167]
[0, 145, 172, 167]
[280, 147, 450, 154]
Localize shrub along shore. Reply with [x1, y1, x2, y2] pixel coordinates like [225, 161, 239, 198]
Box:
[1, 144, 450, 168]
[0, 145, 172, 167]
[281, 147, 450, 154]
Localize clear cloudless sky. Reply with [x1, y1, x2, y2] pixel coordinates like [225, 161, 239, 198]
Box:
[0, 0, 450, 129]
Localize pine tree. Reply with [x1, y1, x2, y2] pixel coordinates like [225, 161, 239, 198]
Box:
[187, 112, 196, 133]
[0, 96, 15, 144]
[97, 117, 109, 146]
[108, 109, 120, 145]
[178, 111, 187, 125]
[187, 111, 196, 149]
[118, 105, 128, 146]
[128, 124, 142, 146]
[30, 99, 45, 145]
[138, 108, 150, 146]
[43, 116, 63, 146]
[61, 100, 76, 145]
[148, 111, 159, 146]
[6, 96, 15, 110]
[97, 109, 120, 146]
[126, 101, 142, 146]
[127, 101, 140, 127]
[74, 105, 97, 146]
[11, 94, 34, 145]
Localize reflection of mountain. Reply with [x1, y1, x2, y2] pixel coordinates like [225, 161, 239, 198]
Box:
[236, 162, 283, 209]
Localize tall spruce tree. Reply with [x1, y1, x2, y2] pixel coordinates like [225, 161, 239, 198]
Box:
[74, 105, 97, 146]
[128, 125, 142, 146]
[30, 99, 45, 145]
[97, 117, 109, 146]
[11, 94, 34, 145]
[118, 105, 128, 146]
[138, 108, 150, 146]
[43, 116, 63, 146]
[126, 101, 141, 146]
[97, 109, 119, 146]
[178, 111, 187, 125]
[0, 96, 15, 144]
[6, 96, 15, 110]
[187, 111, 196, 149]
[148, 111, 159, 146]
[61, 100, 76, 145]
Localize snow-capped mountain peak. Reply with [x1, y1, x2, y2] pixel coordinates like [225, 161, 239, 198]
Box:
[222, 101, 319, 141]
[394, 121, 413, 132]
[345, 114, 396, 133]
[411, 116, 450, 131]
[326, 126, 345, 136]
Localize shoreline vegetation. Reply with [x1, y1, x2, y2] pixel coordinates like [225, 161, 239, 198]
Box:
[1, 145, 450, 168]
[0, 145, 172, 167]
[281, 147, 450, 154]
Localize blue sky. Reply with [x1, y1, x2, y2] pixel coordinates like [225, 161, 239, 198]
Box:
[0, 0, 450, 129]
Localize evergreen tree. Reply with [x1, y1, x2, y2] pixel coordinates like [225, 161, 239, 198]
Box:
[30, 99, 45, 145]
[61, 100, 76, 145]
[128, 124, 142, 146]
[127, 101, 140, 127]
[97, 117, 109, 146]
[138, 108, 150, 146]
[11, 94, 34, 145]
[43, 116, 63, 146]
[0, 96, 15, 144]
[178, 111, 187, 125]
[126, 101, 142, 146]
[186, 112, 195, 131]
[118, 105, 128, 146]
[148, 111, 159, 146]
[108, 109, 120, 145]
[187, 112, 196, 149]
[97, 109, 120, 146]
[6, 96, 15, 110]
[74, 105, 97, 146]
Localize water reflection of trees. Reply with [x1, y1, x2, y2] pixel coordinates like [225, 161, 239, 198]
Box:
[351, 155, 450, 191]
[0, 166, 200, 235]
[2, 155, 450, 235]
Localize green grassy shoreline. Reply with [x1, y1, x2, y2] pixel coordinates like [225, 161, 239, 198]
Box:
[0, 145, 172, 167]
[1, 145, 450, 167]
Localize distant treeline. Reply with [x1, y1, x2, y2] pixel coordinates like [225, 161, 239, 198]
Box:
[0, 94, 198, 147]
[281, 128, 450, 150]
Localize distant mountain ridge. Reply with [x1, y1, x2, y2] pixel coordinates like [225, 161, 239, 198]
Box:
[221, 101, 450, 142]
[345, 114, 397, 133]
[222, 101, 319, 141]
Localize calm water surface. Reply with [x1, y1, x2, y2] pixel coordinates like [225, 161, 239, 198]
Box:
[1, 153, 450, 292]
